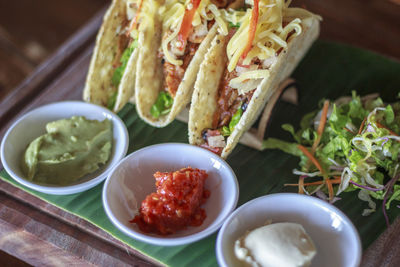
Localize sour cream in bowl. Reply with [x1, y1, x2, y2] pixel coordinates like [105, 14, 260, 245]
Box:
[216, 193, 361, 267]
[0, 101, 128, 195]
[102, 143, 239, 246]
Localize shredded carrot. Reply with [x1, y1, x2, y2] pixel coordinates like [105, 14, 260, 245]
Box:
[312, 100, 330, 152]
[240, 0, 259, 60]
[298, 176, 305, 194]
[343, 127, 356, 134]
[176, 0, 202, 50]
[285, 177, 341, 187]
[126, 0, 143, 37]
[376, 121, 399, 137]
[326, 179, 334, 201]
[358, 117, 367, 135]
[298, 145, 325, 174]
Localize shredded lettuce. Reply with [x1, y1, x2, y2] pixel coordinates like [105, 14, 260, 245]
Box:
[107, 40, 138, 110]
[222, 106, 243, 137]
[263, 138, 303, 157]
[111, 39, 138, 87]
[107, 91, 118, 110]
[228, 22, 241, 28]
[262, 91, 400, 223]
[150, 91, 173, 118]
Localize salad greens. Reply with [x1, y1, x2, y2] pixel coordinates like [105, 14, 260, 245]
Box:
[150, 91, 173, 118]
[222, 106, 243, 136]
[111, 39, 138, 87]
[107, 40, 138, 111]
[107, 91, 118, 110]
[263, 92, 400, 225]
[228, 22, 241, 28]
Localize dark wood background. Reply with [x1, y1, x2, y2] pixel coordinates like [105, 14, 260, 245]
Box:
[0, 0, 400, 266]
[0, 0, 107, 100]
[1, 0, 399, 102]
[0, 1, 107, 265]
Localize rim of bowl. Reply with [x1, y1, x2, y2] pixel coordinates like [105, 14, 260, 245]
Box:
[216, 193, 362, 267]
[0, 101, 129, 195]
[102, 143, 239, 246]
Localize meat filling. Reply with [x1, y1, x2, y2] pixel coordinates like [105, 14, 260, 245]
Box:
[212, 68, 253, 128]
[201, 68, 254, 155]
[162, 42, 199, 97]
[160, 18, 218, 98]
[199, 16, 299, 154]
[211, 0, 241, 8]
[112, 18, 131, 69]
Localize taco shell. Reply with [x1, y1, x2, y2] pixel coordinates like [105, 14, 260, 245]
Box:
[83, 0, 139, 113]
[135, 15, 219, 128]
[189, 12, 320, 159]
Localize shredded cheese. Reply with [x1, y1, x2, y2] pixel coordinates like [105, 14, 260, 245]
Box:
[279, 18, 302, 41]
[221, 0, 317, 94]
[126, 0, 138, 21]
[230, 69, 270, 83]
[162, 3, 185, 66]
[137, 0, 159, 43]
[229, 69, 270, 94]
[226, 0, 305, 70]
[208, 135, 226, 148]
[124, 0, 141, 39]
[161, 0, 228, 66]
[208, 4, 228, 35]
[221, 8, 247, 25]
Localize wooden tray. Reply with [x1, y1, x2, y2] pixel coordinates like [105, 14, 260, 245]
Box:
[1, 2, 400, 266]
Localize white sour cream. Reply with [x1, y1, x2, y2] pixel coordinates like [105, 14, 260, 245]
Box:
[234, 222, 316, 267]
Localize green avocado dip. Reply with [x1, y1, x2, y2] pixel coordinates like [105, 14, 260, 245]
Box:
[21, 116, 113, 186]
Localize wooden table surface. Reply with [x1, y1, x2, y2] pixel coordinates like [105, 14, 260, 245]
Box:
[0, 0, 108, 102]
[1, 1, 400, 266]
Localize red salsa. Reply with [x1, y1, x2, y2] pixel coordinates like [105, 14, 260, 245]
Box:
[130, 167, 210, 235]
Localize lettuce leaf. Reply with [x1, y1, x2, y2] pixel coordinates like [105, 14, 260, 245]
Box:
[262, 138, 302, 157]
[112, 40, 138, 87]
[221, 106, 243, 137]
[150, 91, 173, 118]
[263, 91, 400, 216]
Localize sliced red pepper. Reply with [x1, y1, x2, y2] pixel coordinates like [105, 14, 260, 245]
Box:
[357, 117, 367, 135]
[240, 0, 259, 60]
[298, 176, 305, 194]
[297, 144, 325, 175]
[236, 62, 251, 68]
[177, 0, 202, 50]
[126, 0, 143, 36]
[199, 143, 223, 155]
[376, 121, 399, 137]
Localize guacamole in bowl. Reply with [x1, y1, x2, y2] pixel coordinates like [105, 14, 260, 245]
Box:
[22, 116, 113, 186]
[1, 101, 128, 195]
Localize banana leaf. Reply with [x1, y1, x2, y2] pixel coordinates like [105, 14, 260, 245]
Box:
[1, 40, 400, 266]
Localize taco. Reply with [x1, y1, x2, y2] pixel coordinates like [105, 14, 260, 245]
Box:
[83, 0, 144, 112]
[188, 0, 321, 158]
[135, 0, 243, 127]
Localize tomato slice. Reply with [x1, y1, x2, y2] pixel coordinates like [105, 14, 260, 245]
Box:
[126, 0, 143, 36]
[240, 0, 259, 60]
[200, 143, 223, 155]
[236, 62, 251, 68]
[177, 0, 202, 50]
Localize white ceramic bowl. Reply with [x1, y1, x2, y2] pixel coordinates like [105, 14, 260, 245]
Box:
[102, 143, 239, 246]
[216, 193, 362, 267]
[1, 101, 129, 195]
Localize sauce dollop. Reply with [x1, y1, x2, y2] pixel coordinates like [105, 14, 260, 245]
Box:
[131, 167, 210, 235]
[21, 116, 112, 185]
